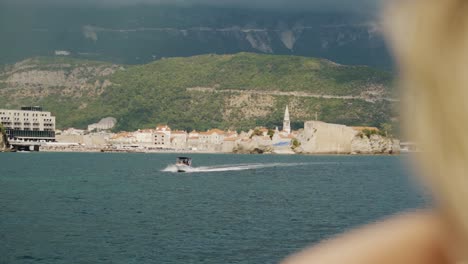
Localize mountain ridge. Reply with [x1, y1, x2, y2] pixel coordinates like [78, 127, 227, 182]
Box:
[0, 6, 391, 68]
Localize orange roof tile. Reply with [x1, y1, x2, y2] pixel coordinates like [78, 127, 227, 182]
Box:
[171, 130, 187, 135]
[137, 129, 154, 133]
[156, 124, 171, 131]
[207, 129, 225, 135]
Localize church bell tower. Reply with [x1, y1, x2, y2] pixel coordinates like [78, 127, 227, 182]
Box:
[283, 105, 291, 134]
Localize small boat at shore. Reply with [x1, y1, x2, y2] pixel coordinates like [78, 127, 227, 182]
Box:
[175, 157, 193, 172]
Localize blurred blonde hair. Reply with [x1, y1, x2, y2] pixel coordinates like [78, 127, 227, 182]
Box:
[384, 0, 468, 258]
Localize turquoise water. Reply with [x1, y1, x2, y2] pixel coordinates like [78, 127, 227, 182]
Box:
[0, 153, 426, 264]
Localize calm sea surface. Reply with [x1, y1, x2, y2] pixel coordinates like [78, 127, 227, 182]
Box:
[0, 153, 426, 264]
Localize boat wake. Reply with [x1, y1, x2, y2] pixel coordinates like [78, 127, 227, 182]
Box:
[162, 162, 322, 173]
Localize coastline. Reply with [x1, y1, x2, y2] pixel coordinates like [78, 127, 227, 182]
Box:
[35, 145, 401, 156]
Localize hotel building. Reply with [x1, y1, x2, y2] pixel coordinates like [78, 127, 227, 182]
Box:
[0, 106, 56, 142]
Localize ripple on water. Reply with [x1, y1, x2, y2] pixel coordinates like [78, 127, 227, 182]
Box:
[0, 153, 425, 264]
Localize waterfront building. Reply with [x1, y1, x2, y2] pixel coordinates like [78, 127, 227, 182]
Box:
[208, 129, 225, 145]
[154, 124, 171, 148]
[187, 130, 200, 150]
[134, 129, 154, 145]
[197, 129, 225, 151]
[199, 129, 225, 145]
[283, 105, 291, 135]
[0, 106, 56, 142]
[188, 130, 199, 138]
[171, 130, 188, 149]
[198, 131, 210, 145]
[109, 132, 137, 145]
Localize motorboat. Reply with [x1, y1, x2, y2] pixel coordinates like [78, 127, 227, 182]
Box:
[176, 157, 192, 172]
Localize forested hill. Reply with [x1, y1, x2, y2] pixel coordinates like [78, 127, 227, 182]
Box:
[0, 53, 397, 132]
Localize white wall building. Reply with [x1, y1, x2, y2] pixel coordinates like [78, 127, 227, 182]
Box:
[134, 129, 154, 145]
[171, 131, 188, 149]
[0, 106, 56, 142]
[197, 129, 225, 151]
[187, 131, 200, 150]
[108, 132, 137, 145]
[199, 129, 225, 144]
[154, 125, 171, 148]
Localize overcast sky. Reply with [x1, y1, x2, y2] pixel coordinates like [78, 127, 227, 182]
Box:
[4, 0, 384, 13]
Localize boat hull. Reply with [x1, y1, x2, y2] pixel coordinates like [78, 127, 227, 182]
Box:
[176, 164, 192, 172]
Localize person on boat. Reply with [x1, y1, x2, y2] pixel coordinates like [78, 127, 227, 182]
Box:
[176, 157, 191, 166]
[282, 0, 468, 263]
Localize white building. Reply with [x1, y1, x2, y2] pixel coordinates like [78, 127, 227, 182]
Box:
[109, 132, 137, 145]
[187, 131, 200, 150]
[154, 125, 171, 148]
[134, 129, 154, 145]
[283, 105, 291, 135]
[0, 106, 56, 142]
[171, 131, 188, 149]
[199, 129, 225, 145]
[197, 129, 225, 151]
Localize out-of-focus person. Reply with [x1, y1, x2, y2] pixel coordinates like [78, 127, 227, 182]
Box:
[281, 0, 468, 263]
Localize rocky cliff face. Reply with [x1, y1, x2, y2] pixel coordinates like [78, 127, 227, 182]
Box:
[0, 132, 7, 152]
[351, 135, 400, 154]
[297, 121, 399, 154]
[0, 58, 120, 106]
[233, 138, 274, 154]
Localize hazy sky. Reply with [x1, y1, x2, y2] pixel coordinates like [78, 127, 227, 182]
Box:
[4, 0, 384, 13]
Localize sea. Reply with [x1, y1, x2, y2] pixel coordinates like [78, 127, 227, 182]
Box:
[0, 153, 427, 264]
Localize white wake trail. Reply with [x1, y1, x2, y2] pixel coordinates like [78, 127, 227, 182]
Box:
[162, 162, 336, 173]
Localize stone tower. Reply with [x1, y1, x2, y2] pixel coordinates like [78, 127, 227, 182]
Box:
[283, 105, 291, 134]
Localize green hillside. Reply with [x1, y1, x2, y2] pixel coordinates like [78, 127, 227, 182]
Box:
[0, 53, 397, 132]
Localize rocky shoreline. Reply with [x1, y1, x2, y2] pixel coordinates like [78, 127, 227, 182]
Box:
[2, 121, 400, 155]
[0, 129, 9, 152]
[37, 145, 399, 155]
